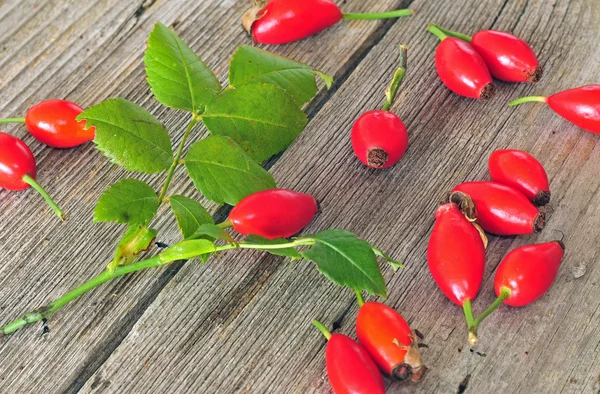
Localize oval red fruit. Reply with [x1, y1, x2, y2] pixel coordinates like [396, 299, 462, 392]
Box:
[494, 241, 564, 307]
[356, 302, 426, 382]
[351, 110, 408, 169]
[0, 132, 36, 190]
[547, 85, 600, 134]
[228, 189, 318, 239]
[488, 150, 550, 206]
[326, 333, 386, 394]
[453, 181, 545, 235]
[427, 197, 486, 306]
[471, 30, 542, 83]
[25, 100, 95, 148]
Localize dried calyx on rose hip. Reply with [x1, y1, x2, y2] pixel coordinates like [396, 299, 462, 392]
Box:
[243, 0, 414, 45]
[429, 25, 542, 83]
[510, 85, 600, 134]
[352, 46, 409, 169]
[426, 24, 495, 99]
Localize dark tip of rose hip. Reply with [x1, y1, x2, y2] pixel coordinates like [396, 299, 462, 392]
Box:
[367, 148, 388, 168]
[392, 363, 413, 382]
[480, 83, 496, 100]
[533, 212, 546, 233]
[527, 66, 544, 83]
[556, 240, 566, 250]
[449, 191, 478, 221]
[533, 190, 551, 207]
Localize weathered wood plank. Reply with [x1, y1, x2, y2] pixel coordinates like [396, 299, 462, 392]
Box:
[78, 0, 600, 393]
[0, 0, 415, 392]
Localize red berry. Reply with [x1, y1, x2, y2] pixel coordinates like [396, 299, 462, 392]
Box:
[494, 241, 564, 307]
[452, 181, 545, 235]
[351, 110, 408, 169]
[427, 194, 486, 306]
[356, 302, 426, 382]
[228, 189, 318, 239]
[0, 132, 36, 190]
[488, 150, 550, 206]
[471, 30, 542, 83]
[25, 100, 95, 148]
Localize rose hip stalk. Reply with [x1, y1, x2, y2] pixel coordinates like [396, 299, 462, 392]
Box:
[225, 188, 318, 239]
[351, 46, 409, 169]
[468, 241, 564, 345]
[427, 192, 486, 327]
[426, 24, 495, 99]
[488, 150, 550, 206]
[243, 0, 414, 45]
[312, 320, 385, 394]
[453, 181, 545, 235]
[355, 293, 427, 382]
[509, 85, 600, 134]
[0, 100, 95, 148]
[430, 25, 542, 83]
[0, 132, 65, 220]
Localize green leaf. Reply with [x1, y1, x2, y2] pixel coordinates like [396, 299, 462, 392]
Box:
[185, 135, 276, 205]
[229, 45, 333, 105]
[372, 247, 404, 271]
[108, 226, 158, 272]
[170, 195, 214, 239]
[79, 98, 173, 174]
[191, 223, 236, 245]
[300, 230, 387, 297]
[94, 179, 159, 226]
[144, 22, 221, 113]
[245, 235, 302, 260]
[159, 239, 216, 264]
[202, 83, 307, 163]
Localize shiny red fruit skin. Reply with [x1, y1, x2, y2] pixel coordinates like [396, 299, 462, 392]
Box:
[326, 333, 386, 394]
[351, 110, 409, 169]
[427, 203, 485, 306]
[435, 37, 494, 99]
[452, 182, 543, 236]
[494, 241, 564, 307]
[25, 100, 95, 148]
[471, 30, 541, 83]
[547, 85, 600, 134]
[252, 0, 343, 45]
[0, 132, 36, 191]
[356, 302, 412, 375]
[488, 150, 550, 206]
[228, 189, 318, 240]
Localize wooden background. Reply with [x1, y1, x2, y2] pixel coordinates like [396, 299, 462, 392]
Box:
[1, 0, 599, 392]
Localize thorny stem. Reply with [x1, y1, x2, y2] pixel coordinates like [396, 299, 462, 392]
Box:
[343, 9, 414, 20]
[468, 288, 511, 346]
[312, 320, 332, 340]
[158, 114, 199, 202]
[508, 96, 548, 107]
[462, 299, 474, 328]
[382, 45, 408, 111]
[0, 117, 26, 124]
[429, 24, 472, 42]
[355, 290, 365, 307]
[22, 174, 65, 221]
[426, 24, 448, 41]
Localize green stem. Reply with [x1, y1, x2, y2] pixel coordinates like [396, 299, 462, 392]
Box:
[429, 24, 472, 42]
[0, 256, 162, 336]
[312, 320, 332, 340]
[462, 299, 474, 328]
[215, 239, 315, 253]
[468, 288, 511, 346]
[217, 220, 233, 229]
[426, 24, 448, 41]
[382, 45, 408, 111]
[355, 290, 365, 307]
[343, 9, 414, 20]
[0, 117, 26, 124]
[508, 96, 548, 107]
[22, 174, 65, 221]
[158, 115, 199, 202]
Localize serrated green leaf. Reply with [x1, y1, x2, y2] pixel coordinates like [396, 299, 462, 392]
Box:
[300, 230, 387, 297]
[159, 239, 216, 264]
[170, 195, 214, 239]
[202, 83, 307, 163]
[245, 235, 302, 259]
[191, 223, 236, 245]
[229, 45, 332, 105]
[145, 22, 221, 113]
[372, 247, 404, 271]
[79, 98, 173, 174]
[94, 179, 159, 226]
[185, 135, 276, 205]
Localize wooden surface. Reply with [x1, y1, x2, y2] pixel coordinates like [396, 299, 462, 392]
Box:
[1, 0, 600, 392]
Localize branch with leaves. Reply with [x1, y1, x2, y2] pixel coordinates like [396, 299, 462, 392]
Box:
[0, 23, 399, 337]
